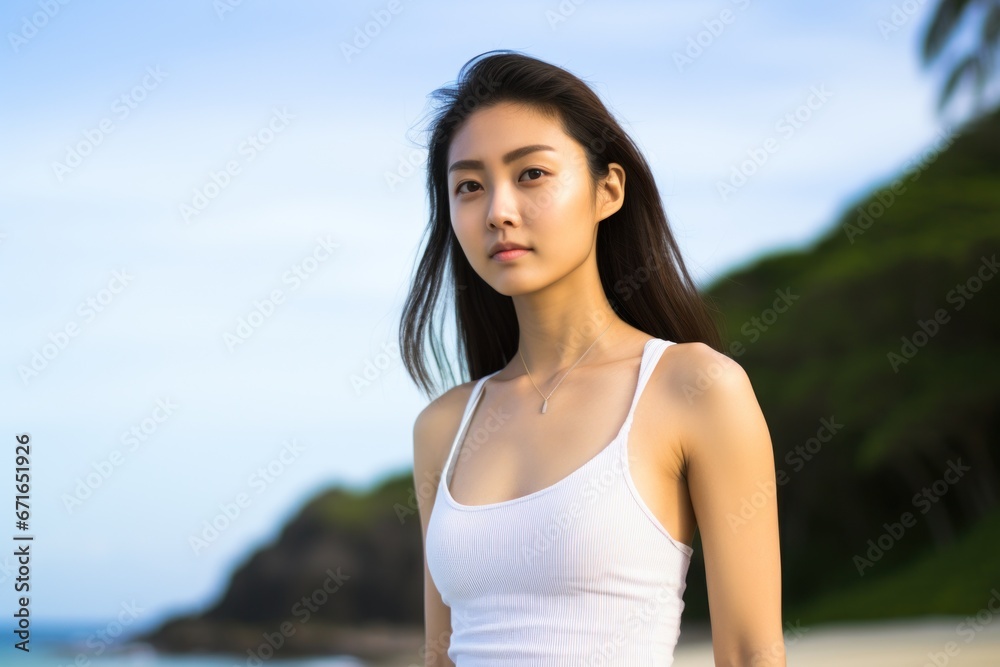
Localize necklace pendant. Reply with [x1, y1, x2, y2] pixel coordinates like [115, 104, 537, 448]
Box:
[541, 399, 548, 414]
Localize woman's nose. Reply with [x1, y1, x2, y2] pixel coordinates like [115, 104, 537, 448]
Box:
[486, 183, 521, 228]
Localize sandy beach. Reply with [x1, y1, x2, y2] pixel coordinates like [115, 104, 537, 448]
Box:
[366, 616, 1000, 666]
[672, 616, 1000, 666]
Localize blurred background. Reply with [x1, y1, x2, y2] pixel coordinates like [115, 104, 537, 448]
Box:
[1, 0, 998, 665]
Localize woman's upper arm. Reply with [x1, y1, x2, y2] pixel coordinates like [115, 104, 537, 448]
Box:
[413, 391, 466, 667]
[676, 343, 787, 666]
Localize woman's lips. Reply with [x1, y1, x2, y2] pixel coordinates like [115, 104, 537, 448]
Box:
[491, 248, 531, 262]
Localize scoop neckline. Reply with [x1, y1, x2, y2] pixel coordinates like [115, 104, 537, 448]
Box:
[441, 338, 657, 512]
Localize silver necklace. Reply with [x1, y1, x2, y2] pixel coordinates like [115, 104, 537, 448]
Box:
[517, 322, 614, 414]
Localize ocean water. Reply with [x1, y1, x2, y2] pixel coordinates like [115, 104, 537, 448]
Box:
[0, 651, 367, 667]
[0, 650, 368, 667]
[1, 623, 375, 667]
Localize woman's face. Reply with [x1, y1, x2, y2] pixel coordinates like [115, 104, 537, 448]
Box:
[446, 101, 623, 296]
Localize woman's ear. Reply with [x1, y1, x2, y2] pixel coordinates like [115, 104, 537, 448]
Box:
[596, 163, 626, 222]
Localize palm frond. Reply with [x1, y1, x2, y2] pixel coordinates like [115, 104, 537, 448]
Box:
[983, 1, 1000, 48]
[922, 0, 976, 64]
[938, 52, 981, 110]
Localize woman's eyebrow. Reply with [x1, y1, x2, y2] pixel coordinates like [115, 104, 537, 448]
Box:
[448, 144, 556, 174]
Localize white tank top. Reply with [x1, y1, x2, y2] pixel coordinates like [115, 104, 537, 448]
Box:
[425, 337, 693, 666]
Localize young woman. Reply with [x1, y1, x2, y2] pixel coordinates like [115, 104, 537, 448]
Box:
[402, 50, 785, 666]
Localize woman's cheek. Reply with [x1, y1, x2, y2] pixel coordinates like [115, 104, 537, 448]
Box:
[526, 183, 562, 219]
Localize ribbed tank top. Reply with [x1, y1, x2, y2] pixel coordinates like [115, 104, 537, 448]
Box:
[425, 337, 693, 666]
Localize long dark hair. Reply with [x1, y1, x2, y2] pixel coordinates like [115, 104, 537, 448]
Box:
[399, 49, 724, 397]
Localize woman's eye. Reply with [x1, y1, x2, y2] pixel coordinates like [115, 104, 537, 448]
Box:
[455, 169, 545, 195]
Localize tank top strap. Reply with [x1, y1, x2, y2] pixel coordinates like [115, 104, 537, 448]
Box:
[622, 338, 675, 428]
[441, 369, 502, 488]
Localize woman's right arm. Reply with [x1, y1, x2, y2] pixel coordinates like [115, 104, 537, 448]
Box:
[413, 389, 467, 667]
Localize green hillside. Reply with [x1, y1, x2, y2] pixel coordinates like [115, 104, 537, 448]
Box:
[701, 104, 1000, 610]
[787, 506, 1000, 623]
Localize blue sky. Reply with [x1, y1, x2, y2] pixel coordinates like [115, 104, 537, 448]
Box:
[0, 0, 962, 631]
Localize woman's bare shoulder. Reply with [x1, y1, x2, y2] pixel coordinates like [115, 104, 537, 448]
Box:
[658, 341, 748, 398]
[653, 340, 760, 454]
[412, 378, 480, 476]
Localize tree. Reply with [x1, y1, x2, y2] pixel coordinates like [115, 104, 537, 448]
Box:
[921, 0, 1000, 119]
